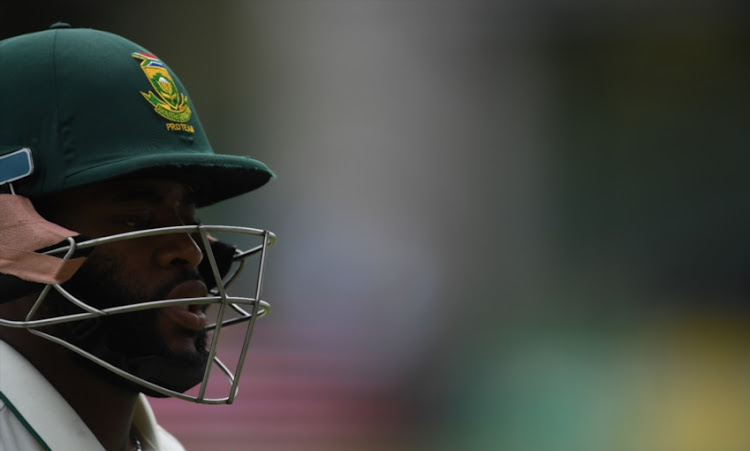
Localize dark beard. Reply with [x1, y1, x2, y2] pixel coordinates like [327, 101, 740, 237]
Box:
[46, 252, 210, 396]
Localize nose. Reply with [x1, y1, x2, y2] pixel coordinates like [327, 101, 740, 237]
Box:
[156, 232, 204, 269]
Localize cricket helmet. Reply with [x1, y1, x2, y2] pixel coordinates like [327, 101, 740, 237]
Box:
[0, 24, 276, 404]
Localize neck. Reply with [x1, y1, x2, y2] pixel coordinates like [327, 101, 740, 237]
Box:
[0, 326, 140, 451]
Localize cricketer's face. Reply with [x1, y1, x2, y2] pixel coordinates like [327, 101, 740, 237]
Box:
[37, 178, 211, 391]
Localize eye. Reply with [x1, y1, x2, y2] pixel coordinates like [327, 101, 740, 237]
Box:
[121, 215, 153, 229]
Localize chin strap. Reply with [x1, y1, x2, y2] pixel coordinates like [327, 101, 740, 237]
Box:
[0, 194, 87, 302]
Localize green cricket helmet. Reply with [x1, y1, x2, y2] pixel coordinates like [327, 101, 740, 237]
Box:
[0, 24, 276, 404]
[0, 22, 274, 204]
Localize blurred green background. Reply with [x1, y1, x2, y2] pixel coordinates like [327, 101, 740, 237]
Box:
[3, 1, 750, 450]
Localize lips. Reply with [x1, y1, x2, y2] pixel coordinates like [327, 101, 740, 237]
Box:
[161, 279, 209, 331]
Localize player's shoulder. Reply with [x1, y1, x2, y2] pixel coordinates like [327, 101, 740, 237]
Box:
[153, 424, 187, 451]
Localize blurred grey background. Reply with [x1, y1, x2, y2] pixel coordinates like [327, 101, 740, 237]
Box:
[3, 1, 750, 450]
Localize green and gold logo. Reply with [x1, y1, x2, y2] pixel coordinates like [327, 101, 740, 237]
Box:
[132, 52, 193, 126]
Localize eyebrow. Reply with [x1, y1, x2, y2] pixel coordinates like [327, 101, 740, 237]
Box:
[111, 188, 163, 204]
[110, 187, 196, 206]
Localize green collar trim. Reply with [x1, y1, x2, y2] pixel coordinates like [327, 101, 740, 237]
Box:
[0, 391, 51, 451]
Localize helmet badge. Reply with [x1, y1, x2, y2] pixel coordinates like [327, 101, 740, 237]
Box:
[132, 52, 192, 124]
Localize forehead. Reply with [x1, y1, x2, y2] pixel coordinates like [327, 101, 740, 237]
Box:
[31, 178, 198, 232]
[62, 178, 196, 205]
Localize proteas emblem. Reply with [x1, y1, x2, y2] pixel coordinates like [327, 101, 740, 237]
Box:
[132, 52, 192, 123]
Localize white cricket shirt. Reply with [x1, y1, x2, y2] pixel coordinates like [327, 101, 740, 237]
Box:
[0, 339, 185, 450]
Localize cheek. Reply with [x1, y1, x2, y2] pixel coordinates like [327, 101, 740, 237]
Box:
[85, 242, 158, 298]
[101, 240, 155, 275]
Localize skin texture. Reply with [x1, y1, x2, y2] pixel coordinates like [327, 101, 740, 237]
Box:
[0, 178, 209, 451]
